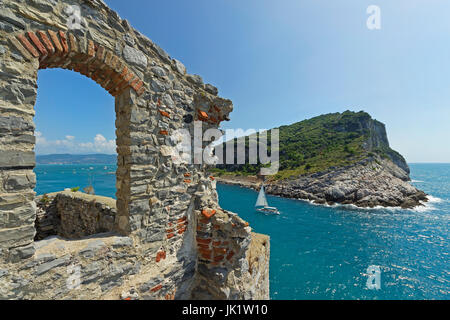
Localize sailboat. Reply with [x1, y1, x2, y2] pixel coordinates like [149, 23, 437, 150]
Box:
[255, 185, 280, 215]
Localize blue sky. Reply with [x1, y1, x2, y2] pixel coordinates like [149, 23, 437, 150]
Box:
[35, 0, 450, 162]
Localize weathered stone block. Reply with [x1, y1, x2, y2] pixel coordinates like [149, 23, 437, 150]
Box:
[0, 150, 35, 168]
[0, 225, 35, 249]
[0, 116, 34, 135]
[35, 255, 70, 276]
[9, 243, 35, 261]
[0, 9, 25, 30]
[123, 45, 147, 69]
[4, 174, 32, 191]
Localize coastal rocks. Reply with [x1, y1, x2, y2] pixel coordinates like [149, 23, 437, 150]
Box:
[265, 157, 428, 209]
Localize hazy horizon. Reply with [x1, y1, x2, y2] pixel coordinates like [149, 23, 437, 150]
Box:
[34, 0, 450, 162]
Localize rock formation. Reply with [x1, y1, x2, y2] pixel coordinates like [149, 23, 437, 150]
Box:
[215, 111, 428, 209]
[0, 0, 269, 300]
[265, 157, 428, 209]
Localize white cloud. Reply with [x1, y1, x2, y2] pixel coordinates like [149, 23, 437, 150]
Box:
[35, 132, 116, 155]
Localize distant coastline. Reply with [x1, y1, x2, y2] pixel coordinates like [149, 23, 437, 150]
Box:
[36, 154, 116, 165]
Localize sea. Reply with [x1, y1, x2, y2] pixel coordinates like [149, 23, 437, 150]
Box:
[34, 163, 450, 300]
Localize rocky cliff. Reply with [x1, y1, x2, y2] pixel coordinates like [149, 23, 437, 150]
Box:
[215, 111, 428, 209]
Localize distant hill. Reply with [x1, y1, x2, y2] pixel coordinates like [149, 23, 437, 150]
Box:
[36, 154, 116, 165]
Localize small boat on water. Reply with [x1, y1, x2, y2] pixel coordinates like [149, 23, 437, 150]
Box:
[255, 185, 280, 215]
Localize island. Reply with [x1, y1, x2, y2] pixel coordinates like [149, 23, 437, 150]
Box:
[213, 111, 428, 209]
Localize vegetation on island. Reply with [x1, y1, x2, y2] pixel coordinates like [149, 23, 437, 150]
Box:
[213, 111, 404, 181]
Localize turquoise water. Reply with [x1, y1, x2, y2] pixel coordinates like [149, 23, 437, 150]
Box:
[34, 164, 117, 198]
[34, 163, 449, 300]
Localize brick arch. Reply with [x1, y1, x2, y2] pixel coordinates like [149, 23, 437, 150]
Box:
[10, 30, 145, 97]
[0, 0, 268, 301]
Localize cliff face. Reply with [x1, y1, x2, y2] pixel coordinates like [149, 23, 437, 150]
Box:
[355, 115, 410, 176]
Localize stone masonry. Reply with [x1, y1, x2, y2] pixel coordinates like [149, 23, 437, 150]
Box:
[0, 0, 269, 299]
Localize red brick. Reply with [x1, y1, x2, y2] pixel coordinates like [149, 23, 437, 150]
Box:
[105, 71, 122, 91]
[166, 229, 174, 233]
[116, 69, 134, 89]
[226, 251, 235, 261]
[17, 34, 39, 58]
[214, 255, 224, 262]
[103, 50, 113, 66]
[26, 31, 48, 58]
[209, 116, 218, 123]
[150, 284, 162, 292]
[212, 241, 221, 246]
[86, 39, 96, 58]
[209, 176, 215, 181]
[159, 130, 169, 136]
[197, 243, 210, 249]
[196, 238, 212, 245]
[132, 80, 144, 93]
[158, 110, 170, 118]
[95, 45, 105, 62]
[200, 249, 212, 260]
[183, 173, 191, 177]
[184, 179, 191, 183]
[214, 247, 227, 255]
[177, 216, 187, 223]
[167, 233, 175, 239]
[48, 30, 63, 56]
[91, 68, 102, 82]
[156, 251, 166, 262]
[201, 253, 212, 260]
[202, 209, 216, 219]
[68, 33, 79, 54]
[178, 227, 187, 234]
[58, 31, 69, 55]
[108, 56, 119, 73]
[198, 110, 209, 120]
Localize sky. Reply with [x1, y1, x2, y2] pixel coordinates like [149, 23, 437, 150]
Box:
[34, 0, 450, 162]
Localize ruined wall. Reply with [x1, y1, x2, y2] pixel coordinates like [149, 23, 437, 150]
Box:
[0, 0, 269, 299]
[35, 191, 117, 240]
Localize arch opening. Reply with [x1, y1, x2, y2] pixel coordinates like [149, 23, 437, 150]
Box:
[33, 68, 118, 241]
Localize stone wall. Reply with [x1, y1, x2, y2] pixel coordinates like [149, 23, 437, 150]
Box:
[35, 191, 117, 240]
[0, 0, 269, 300]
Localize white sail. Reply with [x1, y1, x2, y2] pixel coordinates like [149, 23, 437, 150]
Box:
[255, 185, 269, 208]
